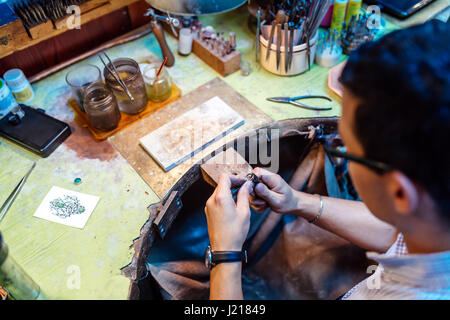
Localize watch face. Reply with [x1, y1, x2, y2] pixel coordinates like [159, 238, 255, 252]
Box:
[204, 246, 212, 269]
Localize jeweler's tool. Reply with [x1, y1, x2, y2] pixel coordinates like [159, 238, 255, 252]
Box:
[0, 162, 36, 222]
[266, 20, 277, 61]
[275, 10, 286, 70]
[230, 173, 260, 197]
[266, 94, 333, 111]
[284, 22, 289, 73]
[288, 21, 295, 70]
[99, 52, 135, 102]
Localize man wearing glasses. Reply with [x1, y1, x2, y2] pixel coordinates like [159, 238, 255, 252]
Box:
[204, 20, 450, 299]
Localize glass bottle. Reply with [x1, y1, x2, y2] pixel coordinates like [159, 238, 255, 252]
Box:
[142, 63, 173, 103]
[0, 232, 45, 300]
[83, 83, 121, 131]
[103, 58, 148, 114]
[65, 64, 101, 113]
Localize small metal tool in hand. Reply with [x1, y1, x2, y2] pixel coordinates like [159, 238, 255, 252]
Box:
[267, 95, 333, 111]
[230, 173, 260, 198]
[0, 162, 36, 222]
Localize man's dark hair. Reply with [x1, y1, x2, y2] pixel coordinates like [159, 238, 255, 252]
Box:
[340, 20, 450, 217]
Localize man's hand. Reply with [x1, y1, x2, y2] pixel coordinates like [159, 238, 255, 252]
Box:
[251, 167, 299, 214]
[205, 174, 253, 251]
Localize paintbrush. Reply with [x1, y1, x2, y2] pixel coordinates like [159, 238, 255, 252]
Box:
[152, 56, 168, 86]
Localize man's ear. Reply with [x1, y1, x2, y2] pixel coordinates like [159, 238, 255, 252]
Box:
[383, 171, 420, 216]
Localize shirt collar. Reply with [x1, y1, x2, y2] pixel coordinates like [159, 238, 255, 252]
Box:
[366, 250, 450, 287]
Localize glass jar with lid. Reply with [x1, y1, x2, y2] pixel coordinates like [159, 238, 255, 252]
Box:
[142, 63, 173, 102]
[83, 83, 121, 131]
[103, 58, 148, 114]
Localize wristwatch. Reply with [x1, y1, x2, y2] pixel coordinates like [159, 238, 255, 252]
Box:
[204, 246, 247, 270]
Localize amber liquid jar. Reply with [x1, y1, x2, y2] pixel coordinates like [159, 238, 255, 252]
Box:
[83, 83, 121, 131]
[142, 63, 173, 102]
[103, 58, 148, 115]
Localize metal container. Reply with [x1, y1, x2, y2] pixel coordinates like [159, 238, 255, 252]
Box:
[259, 31, 318, 76]
[103, 58, 148, 115]
[83, 83, 121, 131]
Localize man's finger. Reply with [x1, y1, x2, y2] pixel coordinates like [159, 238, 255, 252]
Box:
[251, 198, 267, 207]
[254, 182, 280, 202]
[253, 168, 280, 189]
[230, 174, 246, 188]
[236, 181, 252, 212]
[216, 173, 233, 201]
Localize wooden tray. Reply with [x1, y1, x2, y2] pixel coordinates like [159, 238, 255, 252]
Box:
[68, 83, 182, 141]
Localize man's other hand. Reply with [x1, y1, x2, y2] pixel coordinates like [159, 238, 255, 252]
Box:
[251, 167, 298, 214]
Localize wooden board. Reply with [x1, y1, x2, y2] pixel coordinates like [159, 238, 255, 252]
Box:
[139, 96, 244, 172]
[109, 77, 273, 199]
[29, 21, 54, 40]
[0, 4, 29, 50]
[201, 148, 253, 187]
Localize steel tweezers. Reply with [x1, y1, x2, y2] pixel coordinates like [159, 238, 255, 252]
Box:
[0, 162, 36, 222]
[266, 95, 333, 111]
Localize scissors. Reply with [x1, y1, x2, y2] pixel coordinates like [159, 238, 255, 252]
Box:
[266, 95, 333, 111]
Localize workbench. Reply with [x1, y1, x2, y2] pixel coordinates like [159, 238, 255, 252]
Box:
[0, 3, 445, 299]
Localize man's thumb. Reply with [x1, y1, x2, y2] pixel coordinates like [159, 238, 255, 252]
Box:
[254, 182, 273, 201]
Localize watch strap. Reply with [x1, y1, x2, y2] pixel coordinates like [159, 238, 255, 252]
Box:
[211, 250, 247, 265]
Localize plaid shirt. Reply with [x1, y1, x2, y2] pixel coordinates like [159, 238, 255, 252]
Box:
[342, 233, 450, 300]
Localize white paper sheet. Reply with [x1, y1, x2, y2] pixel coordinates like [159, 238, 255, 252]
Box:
[33, 186, 99, 229]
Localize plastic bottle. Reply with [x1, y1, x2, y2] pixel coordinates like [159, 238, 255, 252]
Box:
[0, 78, 19, 119]
[330, 0, 349, 34]
[346, 0, 362, 25]
[3, 68, 34, 104]
[178, 19, 193, 56]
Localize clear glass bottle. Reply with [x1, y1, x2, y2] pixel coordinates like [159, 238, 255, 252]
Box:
[103, 58, 148, 114]
[83, 83, 121, 131]
[0, 232, 45, 300]
[142, 63, 173, 103]
[65, 64, 101, 113]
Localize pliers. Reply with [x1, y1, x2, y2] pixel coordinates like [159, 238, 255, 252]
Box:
[266, 95, 333, 111]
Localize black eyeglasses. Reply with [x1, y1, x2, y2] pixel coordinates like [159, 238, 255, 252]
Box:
[320, 134, 393, 175]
